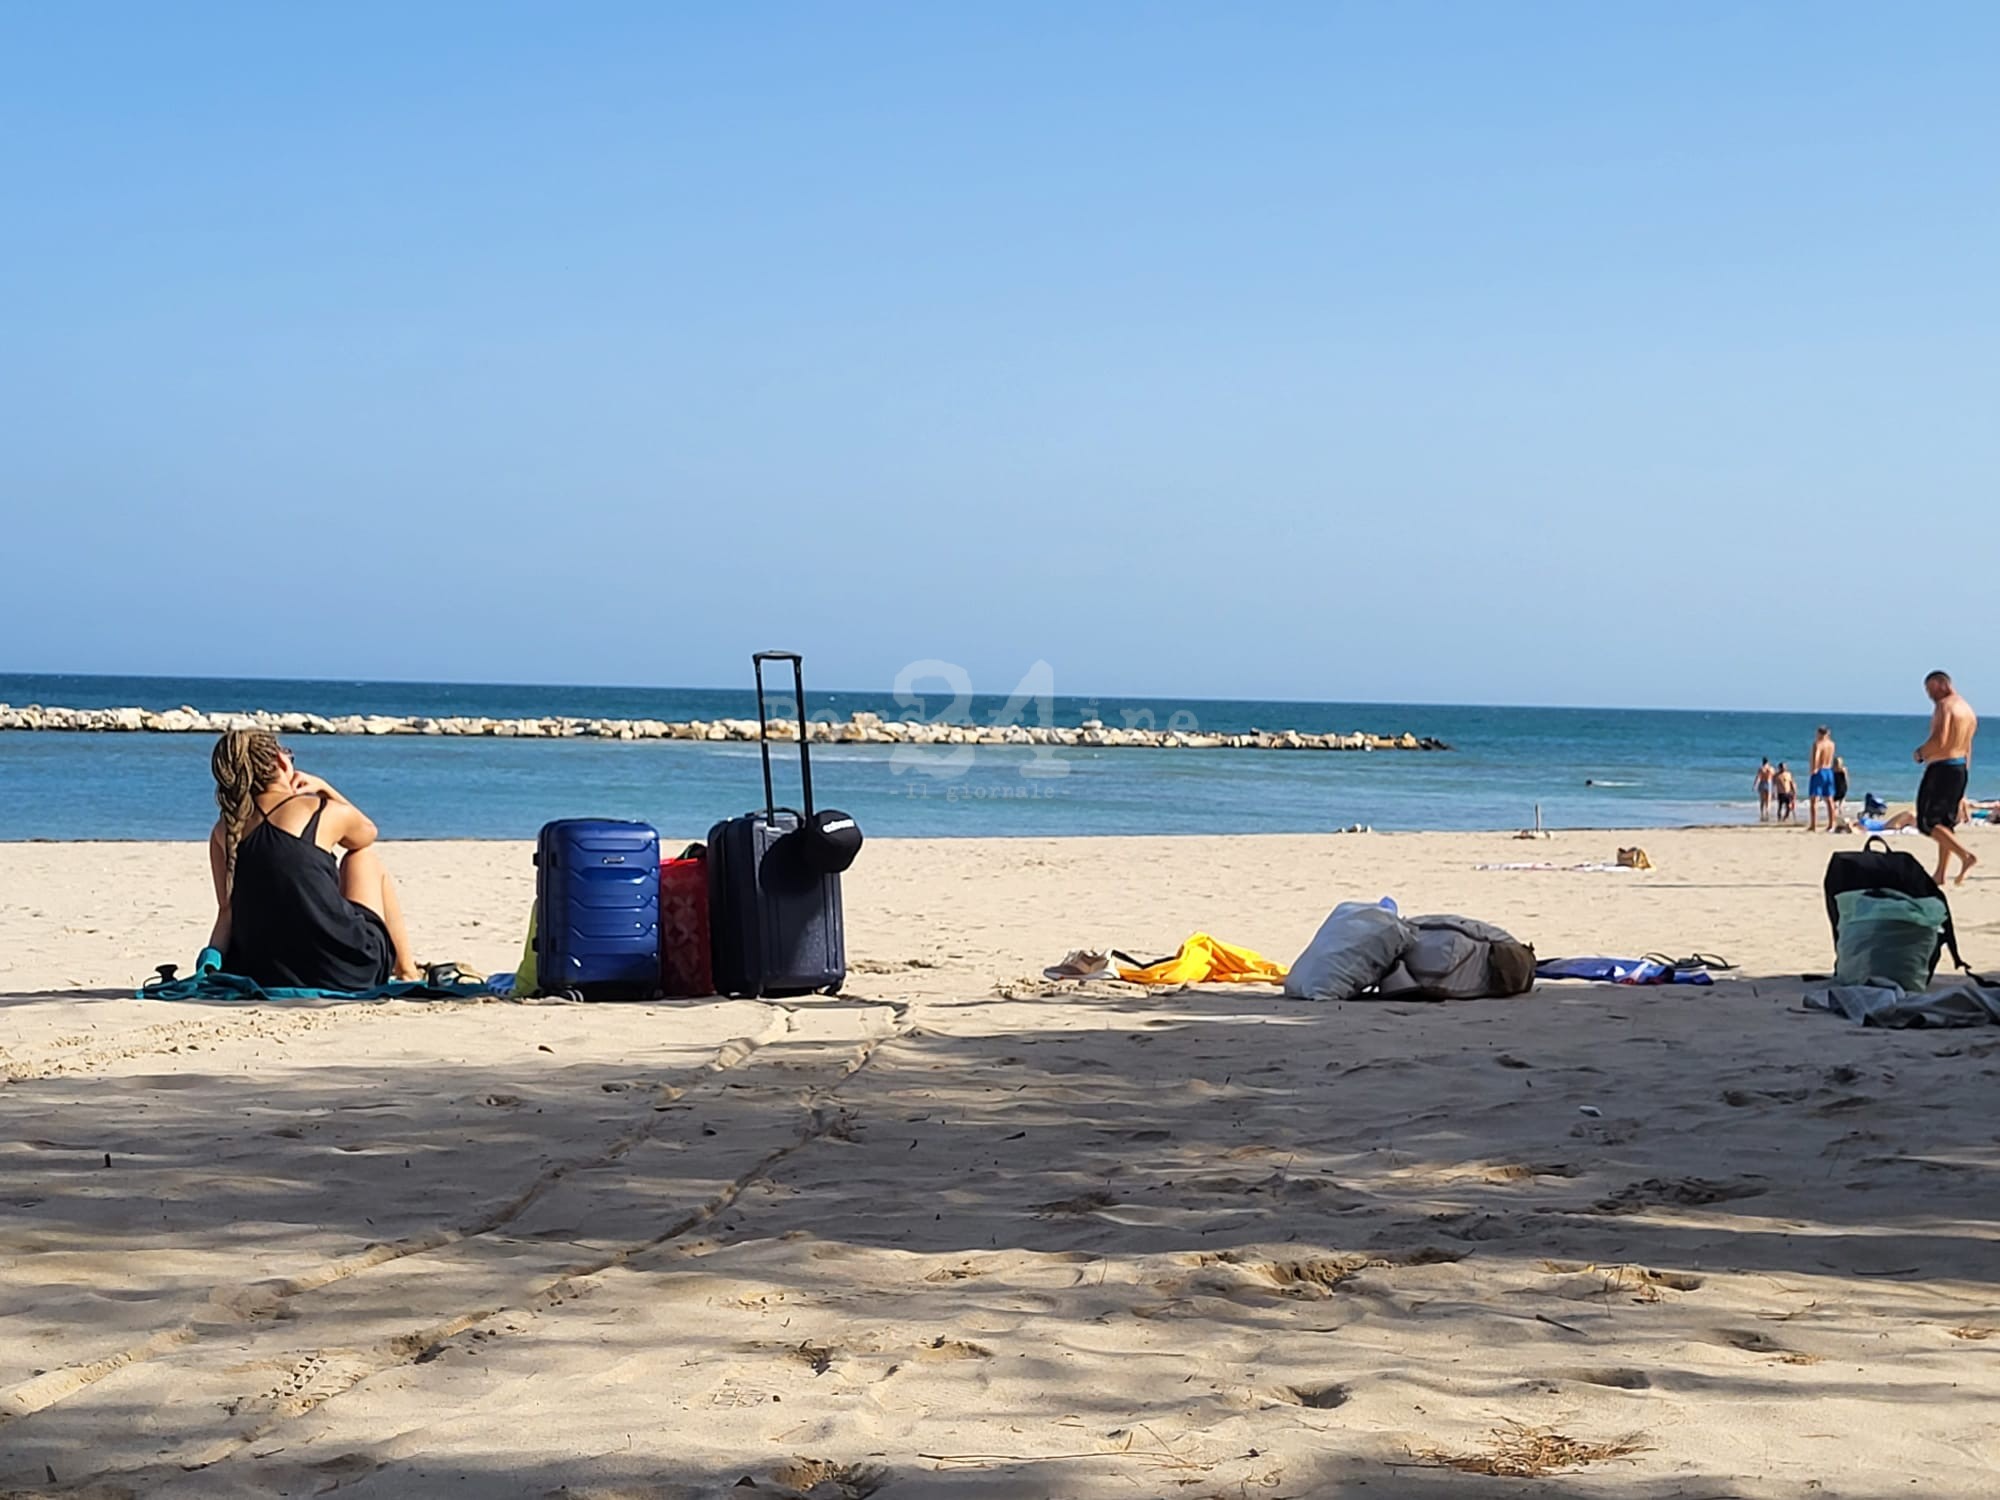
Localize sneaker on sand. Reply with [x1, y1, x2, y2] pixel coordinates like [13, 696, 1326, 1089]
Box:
[1042, 949, 1112, 982]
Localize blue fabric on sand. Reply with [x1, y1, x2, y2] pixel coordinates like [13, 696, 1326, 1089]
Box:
[1534, 956, 1715, 986]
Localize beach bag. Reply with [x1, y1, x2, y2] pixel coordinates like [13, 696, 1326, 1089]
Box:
[1379, 927, 1484, 998]
[1823, 837, 1967, 976]
[1379, 916, 1536, 1000]
[1284, 901, 1415, 1002]
[1487, 941, 1537, 996]
[660, 845, 714, 998]
[1834, 889, 1950, 994]
[513, 906, 538, 996]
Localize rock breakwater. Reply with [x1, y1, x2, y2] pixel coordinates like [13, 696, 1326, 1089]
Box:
[0, 703, 1449, 752]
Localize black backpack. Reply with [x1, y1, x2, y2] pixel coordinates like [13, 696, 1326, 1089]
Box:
[1823, 836, 1969, 979]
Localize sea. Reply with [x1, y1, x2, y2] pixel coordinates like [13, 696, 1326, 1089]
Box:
[0, 673, 1965, 842]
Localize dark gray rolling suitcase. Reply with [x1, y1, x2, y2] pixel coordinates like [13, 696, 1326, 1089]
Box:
[706, 652, 859, 998]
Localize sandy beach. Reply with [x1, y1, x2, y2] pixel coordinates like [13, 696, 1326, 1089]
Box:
[4, 827, 1999, 1498]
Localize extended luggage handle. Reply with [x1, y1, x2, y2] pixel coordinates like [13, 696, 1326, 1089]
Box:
[752, 651, 814, 820]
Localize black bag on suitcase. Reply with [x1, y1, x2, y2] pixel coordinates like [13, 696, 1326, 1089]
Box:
[1823, 835, 1970, 978]
[707, 652, 859, 998]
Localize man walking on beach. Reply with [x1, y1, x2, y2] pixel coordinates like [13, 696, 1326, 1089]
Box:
[1807, 726, 1838, 831]
[1914, 670, 1979, 885]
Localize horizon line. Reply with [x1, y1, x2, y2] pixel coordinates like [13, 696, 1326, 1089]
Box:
[0, 666, 1934, 722]
[0, 668, 1936, 724]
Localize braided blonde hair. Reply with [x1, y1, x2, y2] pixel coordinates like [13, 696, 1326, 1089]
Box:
[211, 729, 285, 877]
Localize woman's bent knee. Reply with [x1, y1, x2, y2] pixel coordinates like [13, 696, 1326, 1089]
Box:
[340, 847, 388, 911]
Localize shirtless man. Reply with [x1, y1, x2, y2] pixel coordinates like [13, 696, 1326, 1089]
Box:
[1774, 762, 1797, 822]
[1807, 726, 1838, 831]
[1914, 670, 1979, 885]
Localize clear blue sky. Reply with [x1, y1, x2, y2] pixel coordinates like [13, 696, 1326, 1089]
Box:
[3, 3, 1995, 712]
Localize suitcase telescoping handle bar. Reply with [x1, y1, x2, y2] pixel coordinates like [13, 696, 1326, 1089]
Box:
[752, 651, 814, 820]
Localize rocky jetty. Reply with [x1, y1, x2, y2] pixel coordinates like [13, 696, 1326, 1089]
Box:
[0, 703, 1449, 752]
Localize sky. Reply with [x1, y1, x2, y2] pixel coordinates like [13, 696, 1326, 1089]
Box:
[2, 3, 1996, 712]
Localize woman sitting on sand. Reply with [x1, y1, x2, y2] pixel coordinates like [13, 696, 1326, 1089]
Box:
[207, 729, 418, 987]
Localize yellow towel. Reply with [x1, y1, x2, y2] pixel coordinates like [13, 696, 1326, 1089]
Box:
[1115, 932, 1287, 985]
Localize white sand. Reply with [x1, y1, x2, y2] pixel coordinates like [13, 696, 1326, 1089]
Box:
[3, 828, 1999, 1497]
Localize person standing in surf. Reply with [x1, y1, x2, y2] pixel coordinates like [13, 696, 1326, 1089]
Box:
[1754, 758, 1775, 821]
[1914, 670, 1978, 885]
[1807, 726, 1838, 832]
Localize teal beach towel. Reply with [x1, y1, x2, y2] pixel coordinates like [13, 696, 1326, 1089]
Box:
[139, 949, 504, 1003]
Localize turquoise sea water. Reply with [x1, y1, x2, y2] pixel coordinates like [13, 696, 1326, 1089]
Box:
[0, 673, 1969, 841]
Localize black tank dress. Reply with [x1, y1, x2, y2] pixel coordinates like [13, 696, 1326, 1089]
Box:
[224, 793, 395, 989]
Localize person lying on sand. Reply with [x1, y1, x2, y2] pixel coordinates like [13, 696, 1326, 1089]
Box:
[207, 729, 419, 987]
[1881, 798, 1971, 834]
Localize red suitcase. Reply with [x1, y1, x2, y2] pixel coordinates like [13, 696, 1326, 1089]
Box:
[660, 848, 714, 997]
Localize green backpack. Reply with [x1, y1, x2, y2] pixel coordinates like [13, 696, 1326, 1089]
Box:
[1833, 888, 1949, 994]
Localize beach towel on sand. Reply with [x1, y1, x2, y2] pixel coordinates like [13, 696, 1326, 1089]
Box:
[1806, 981, 2000, 1028]
[1116, 933, 1287, 985]
[140, 949, 500, 1002]
[1534, 956, 1714, 986]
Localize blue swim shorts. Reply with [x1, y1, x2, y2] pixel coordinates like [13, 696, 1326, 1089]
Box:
[1808, 768, 1837, 798]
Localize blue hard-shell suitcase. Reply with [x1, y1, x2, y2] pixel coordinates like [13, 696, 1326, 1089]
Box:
[707, 653, 848, 998]
[535, 819, 661, 1000]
